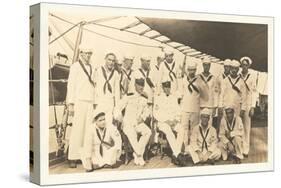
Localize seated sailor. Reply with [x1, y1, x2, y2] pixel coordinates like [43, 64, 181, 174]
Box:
[218, 105, 244, 164]
[114, 78, 152, 166]
[154, 80, 184, 165]
[81, 110, 122, 172]
[188, 108, 221, 165]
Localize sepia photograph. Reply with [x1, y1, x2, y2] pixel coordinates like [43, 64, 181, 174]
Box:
[29, 3, 273, 184]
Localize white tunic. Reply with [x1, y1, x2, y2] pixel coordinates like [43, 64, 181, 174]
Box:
[94, 65, 121, 107]
[218, 75, 247, 112]
[82, 123, 122, 167]
[156, 60, 182, 96]
[239, 72, 258, 108]
[154, 93, 181, 122]
[180, 75, 209, 113]
[198, 73, 219, 108]
[129, 68, 156, 101]
[66, 61, 95, 104]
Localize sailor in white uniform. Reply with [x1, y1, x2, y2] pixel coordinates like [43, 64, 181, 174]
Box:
[154, 81, 184, 164]
[66, 46, 95, 168]
[180, 58, 209, 153]
[199, 57, 219, 126]
[120, 55, 135, 98]
[94, 52, 121, 126]
[81, 110, 122, 172]
[218, 105, 244, 163]
[217, 59, 232, 119]
[188, 108, 221, 164]
[129, 55, 156, 103]
[114, 78, 152, 166]
[239, 56, 257, 157]
[156, 49, 181, 97]
[218, 60, 247, 117]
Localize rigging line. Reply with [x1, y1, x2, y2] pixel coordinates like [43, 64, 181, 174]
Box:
[50, 13, 162, 49]
[86, 16, 124, 24]
[49, 22, 81, 45]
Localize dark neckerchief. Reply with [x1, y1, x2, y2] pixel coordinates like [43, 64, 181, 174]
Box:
[186, 76, 199, 93]
[101, 66, 115, 94]
[240, 72, 251, 91]
[199, 126, 210, 152]
[164, 60, 176, 81]
[78, 60, 95, 87]
[200, 72, 213, 84]
[95, 127, 115, 157]
[139, 68, 155, 88]
[228, 75, 241, 94]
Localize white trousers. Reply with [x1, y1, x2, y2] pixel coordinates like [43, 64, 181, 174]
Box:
[68, 100, 94, 160]
[188, 146, 221, 164]
[96, 96, 114, 126]
[157, 122, 182, 156]
[123, 122, 152, 157]
[81, 146, 120, 170]
[218, 136, 244, 160]
[181, 112, 200, 152]
[242, 106, 252, 155]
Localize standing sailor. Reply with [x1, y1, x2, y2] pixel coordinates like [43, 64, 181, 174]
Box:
[130, 55, 155, 103]
[188, 108, 221, 165]
[199, 57, 219, 126]
[157, 49, 181, 97]
[217, 59, 232, 119]
[218, 105, 244, 163]
[81, 110, 122, 172]
[66, 46, 95, 168]
[120, 55, 134, 98]
[218, 59, 246, 117]
[94, 52, 121, 125]
[180, 58, 208, 153]
[239, 56, 257, 157]
[154, 81, 184, 164]
[114, 78, 152, 166]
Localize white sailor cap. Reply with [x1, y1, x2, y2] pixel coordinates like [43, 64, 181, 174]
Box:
[202, 57, 211, 64]
[223, 59, 232, 66]
[123, 54, 135, 61]
[140, 55, 151, 62]
[231, 59, 241, 67]
[79, 44, 93, 53]
[240, 56, 252, 65]
[93, 109, 106, 121]
[163, 48, 174, 56]
[187, 59, 198, 69]
[224, 104, 236, 111]
[200, 108, 212, 116]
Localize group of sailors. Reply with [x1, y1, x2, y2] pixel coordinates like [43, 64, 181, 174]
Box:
[66, 45, 257, 172]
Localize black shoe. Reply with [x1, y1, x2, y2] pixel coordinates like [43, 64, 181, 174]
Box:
[171, 155, 180, 166]
[243, 154, 249, 158]
[111, 161, 123, 169]
[207, 159, 215, 165]
[85, 168, 94, 173]
[69, 160, 77, 168]
[233, 156, 241, 164]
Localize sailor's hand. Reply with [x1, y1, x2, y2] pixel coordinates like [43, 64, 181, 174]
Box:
[249, 107, 255, 117]
[68, 104, 74, 117]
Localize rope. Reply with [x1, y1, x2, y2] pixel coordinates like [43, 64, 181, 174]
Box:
[49, 22, 81, 45]
[50, 13, 163, 49]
